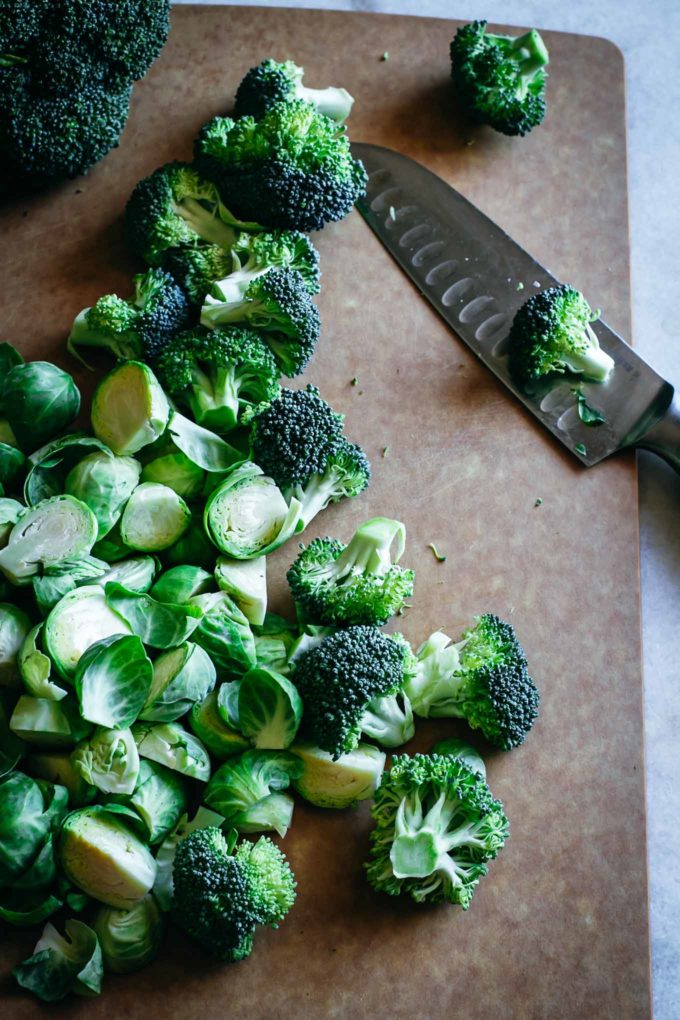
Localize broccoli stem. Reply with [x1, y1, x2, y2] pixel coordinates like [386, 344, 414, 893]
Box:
[67, 309, 139, 363]
[487, 28, 549, 97]
[564, 328, 615, 381]
[334, 518, 406, 581]
[291, 473, 338, 530]
[188, 365, 240, 432]
[211, 267, 270, 304]
[295, 85, 354, 123]
[360, 691, 414, 748]
[175, 197, 239, 249]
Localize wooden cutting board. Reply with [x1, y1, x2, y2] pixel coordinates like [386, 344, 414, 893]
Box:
[0, 7, 650, 1018]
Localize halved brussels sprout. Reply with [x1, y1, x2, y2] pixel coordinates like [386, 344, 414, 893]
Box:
[13, 918, 103, 1001]
[132, 722, 211, 781]
[106, 760, 188, 845]
[140, 451, 205, 500]
[216, 680, 241, 729]
[0, 602, 32, 687]
[65, 452, 141, 538]
[23, 434, 111, 507]
[74, 635, 152, 729]
[189, 691, 249, 759]
[204, 749, 302, 838]
[98, 556, 158, 593]
[32, 555, 108, 616]
[140, 642, 216, 723]
[44, 586, 132, 680]
[204, 462, 301, 559]
[238, 667, 302, 750]
[28, 752, 96, 807]
[214, 555, 267, 626]
[150, 565, 214, 605]
[19, 623, 68, 700]
[91, 362, 169, 456]
[72, 727, 140, 795]
[3, 361, 80, 454]
[120, 483, 191, 552]
[291, 741, 386, 809]
[93, 894, 163, 974]
[0, 496, 98, 583]
[190, 591, 256, 679]
[430, 737, 487, 778]
[104, 582, 203, 648]
[10, 696, 92, 748]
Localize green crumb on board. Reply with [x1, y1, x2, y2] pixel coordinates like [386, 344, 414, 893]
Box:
[380, 52, 389, 61]
[382, 446, 389, 458]
[534, 498, 543, 508]
[427, 543, 447, 563]
[575, 443, 587, 456]
[350, 377, 358, 387]
[571, 388, 606, 427]
[516, 282, 524, 291]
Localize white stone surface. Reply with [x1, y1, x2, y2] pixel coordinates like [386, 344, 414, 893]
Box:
[176, 3, 680, 1014]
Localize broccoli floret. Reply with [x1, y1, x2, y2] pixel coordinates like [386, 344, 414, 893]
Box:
[365, 752, 508, 908]
[450, 20, 549, 136]
[287, 517, 415, 626]
[68, 267, 190, 365]
[165, 245, 235, 305]
[155, 326, 280, 433]
[212, 231, 321, 303]
[234, 58, 354, 124]
[507, 284, 614, 385]
[201, 269, 320, 377]
[249, 387, 370, 528]
[405, 614, 540, 750]
[194, 100, 368, 231]
[292, 626, 415, 758]
[173, 827, 295, 962]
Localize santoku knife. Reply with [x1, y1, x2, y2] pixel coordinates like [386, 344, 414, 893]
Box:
[352, 142, 679, 474]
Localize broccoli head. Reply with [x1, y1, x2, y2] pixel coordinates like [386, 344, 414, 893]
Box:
[194, 100, 368, 231]
[365, 752, 509, 908]
[287, 517, 415, 627]
[405, 614, 540, 750]
[450, 20, 548, 137]
[201, 269, 320, 378]
[234, 58, 354, 124]
[155, 326, 280, 433]
[507, 284, 615, 385]
[211, 230, 321, 303]
[173, 827, 296, 962]
[68, 267, 190, 365]
[292, 626, 415, 758]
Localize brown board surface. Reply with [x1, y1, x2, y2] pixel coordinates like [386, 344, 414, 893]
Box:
[0, 7, 650, 1019]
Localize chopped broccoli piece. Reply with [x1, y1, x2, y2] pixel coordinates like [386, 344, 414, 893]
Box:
[405, 614, 540, 750]
[365, 752, 508, 908]
[234, 58, 354, 124]
[172, 827, 295, 961]
[287, 517, 414, 626]
[201, 269, 320, 378]
[155, 326, 280, 433]
[211, 230, 321, 302]
[508, 284, 614, 384]
[450, 20, 548, 136]
[194, 100, 368, 231]
[67, 267, 190, 365]
[292, 626, 415, 758]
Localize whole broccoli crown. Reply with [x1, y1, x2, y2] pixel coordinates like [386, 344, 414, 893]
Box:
[132, 267, 191, 361]
[234, 230, 321, 294]
[249, 385, 345, 488]
[450, 20, 547, 136]
[156, 325, 279, 399]
[293, 626, 410, 757]
[166, 244, 234, 304]
[234, 836, 296, 928]
[173, 826, 259, 962]
[234, 59, 301, 120]
[365, 752, 508, 907]
[507, 284, 598, 383]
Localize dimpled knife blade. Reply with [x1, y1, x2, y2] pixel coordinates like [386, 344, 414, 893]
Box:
[352, 142, 676, 469]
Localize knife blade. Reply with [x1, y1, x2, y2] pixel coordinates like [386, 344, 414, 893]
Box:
[352, 142, 679, 473]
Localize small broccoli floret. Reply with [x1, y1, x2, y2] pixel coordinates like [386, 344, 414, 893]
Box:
[211, 231, 321, 303]
[508, 284, 614, 385]
[249, 387, 370, 528]
[165, 244, 234, 305]
[288, 517, 415, 626]
[405, 614, 540, 750]
[155, 326, 280, 432]
[202, 269, 320, 377]
[68, 267, 190, 365]
[194, 100, 368, 231]
[234, 836, 297, 927]
[450, 20, 549, 137]
[365, 752, 509, 908]
[234, 58, 354, 124]
[292, 626, 415, 758]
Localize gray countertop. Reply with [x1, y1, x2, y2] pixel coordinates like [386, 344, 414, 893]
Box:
[176, 2, 680, 1014]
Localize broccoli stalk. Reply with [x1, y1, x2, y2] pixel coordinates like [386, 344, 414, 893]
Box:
[234, 59, 354, 123]
[484, 29, 549, 98]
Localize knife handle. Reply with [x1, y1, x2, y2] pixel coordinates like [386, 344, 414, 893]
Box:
[633, 390, 680, 473]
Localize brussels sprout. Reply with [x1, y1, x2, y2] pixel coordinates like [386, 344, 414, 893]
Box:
[72, 727, 140, 796]
[19, 623, 68, 700]
[65, 452, 141, 538]
[10, 696, 92, 748]
[0, 340, 23, 373]
[153, 807, 225, 911]
[150, 565, 214, 605]
[0, 497, 23, 547]
[28, 752, 96, 807]
[204, 461, 301, 559]
[132, 722, 211, 781]
[166, 410, 242, 473]
[141, 451, 205, 500]
[140, 642, 216, 723]
[204, 749, 303, 837]
[91, 362, 170, 456]
[59, 806, 157, 909]
[253, 613, 299, 675]
[0, 770, 68, 885]
[0, 700, 25, 776]
[0, 602, 31, 686]
[13, 918, 103, 1001]
[291, 741, 386, 809]
[163, 522, 215, 571]
[44, 586, 131, 680]
[91, 522, 130, 564]
[215, 555, 267, 626]
[238, 667, 302, 750]
[98, 556, 158, 593]
[104, 582, 203, 648]
[216, 679, 241, 729]
[74, 635, 152, 729]
[32, 556, 109, 616]
[0, 442, 25, 494]
[430, 737, 487, 778]
[190, 591, 256, 679]
[23, 435, 111, 507]
[0, 495, 98, 584]
[93, 894, 163, 974]
[106, 760, 188, 845]
[189, 691, 249, 759]
[120, 483, 191, 552]
[2, 361, 80, 454]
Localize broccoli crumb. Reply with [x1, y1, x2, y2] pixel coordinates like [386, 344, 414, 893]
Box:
[382, 446, 389, 458]
[575, 443, 587, 456]
[380, 52, 389, 61]
[350, 377, 358, 387]
[534, 497, 543, 507]
[427, 543, 447, 563]
[516, 282, 524, 291]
